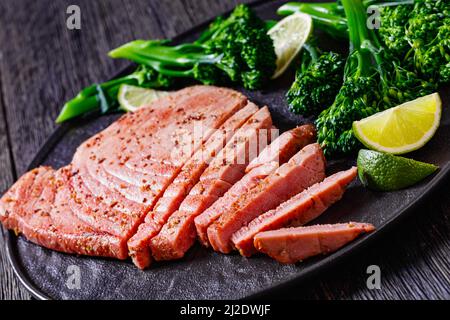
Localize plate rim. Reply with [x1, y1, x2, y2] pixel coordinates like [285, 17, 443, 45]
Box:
[4, 0, 450, 300]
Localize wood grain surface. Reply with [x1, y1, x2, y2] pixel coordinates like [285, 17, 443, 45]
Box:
[0, 0, 449, 300]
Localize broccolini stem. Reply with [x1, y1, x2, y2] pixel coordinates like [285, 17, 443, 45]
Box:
[55, 75, 137, 123]
[277, 1, 414, 40]
[302, 42, 320, 62]
[277, 2, 340, 17]
[265, 20, 278, 30]
[278, 2, 349, 39]
[56, 66, 171, 123]
[109, 41, 219, 68]
[343, 0, 375, 78]
[56, 95, 99, 123]
[344, 0, 369, 51]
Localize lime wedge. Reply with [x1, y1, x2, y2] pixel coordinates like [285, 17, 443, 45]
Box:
[357, 149, 438, 191]
[118, 84, 170, 112]
[353, 93, 442, 154]
[268, 13, 312, 79]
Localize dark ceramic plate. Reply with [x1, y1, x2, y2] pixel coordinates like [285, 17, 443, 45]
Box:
[5, 0, 450, 300]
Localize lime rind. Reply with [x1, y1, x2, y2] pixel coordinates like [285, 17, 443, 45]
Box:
[118, 84, 170, 112]
[357, 149, 438, 191]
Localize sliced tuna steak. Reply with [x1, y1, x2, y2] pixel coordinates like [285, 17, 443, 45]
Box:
[207, 143, 326, 254]
[232, 167, 358, 256]
[149, 107, 273, 261]
[127, 102, 258, 269]
[71, 86, 247, 234]
[254, 222, 375, 264]
[245, 124, 316, 173]
[1, 167, 53, 231]
[195, 125, 317, 247]
[68, 86, 246, 255]
[0, 167, 126, 258]
[0, 86, 248, 259]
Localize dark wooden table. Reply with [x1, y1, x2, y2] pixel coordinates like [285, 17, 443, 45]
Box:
[0, 0, 449, 300]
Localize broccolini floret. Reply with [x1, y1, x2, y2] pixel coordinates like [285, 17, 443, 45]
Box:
[56, 4, 277, 123]
[109, 5, 277, 90]
[286, 40, 345, 116]
[405, 0, 450, 84]
[378, 4, 411, 57]
[316, 0, 436, 157]
[280, 0, 449, 85]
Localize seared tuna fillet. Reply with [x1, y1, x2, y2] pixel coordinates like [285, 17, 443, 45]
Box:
[207, 143, 326, 254]
[254, 222, 375, 264]
[0, 167, 126, 258]
[71, 86, 246, 228]
[68, 86, 246, 256]
[245, 124, 316, 173]
[232, 167, 357, 256]
[195, 125, 317, 247]
[128, 102, 258, 269]
[0, 86, 247, 259]
[149, 107, 273, 261]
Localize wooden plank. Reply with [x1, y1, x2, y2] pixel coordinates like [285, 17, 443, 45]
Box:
[0, 76, 30, 300]
[146, 0, 252, 38]
[0, 0, 164, 175]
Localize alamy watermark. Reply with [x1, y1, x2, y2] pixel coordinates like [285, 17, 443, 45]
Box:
[66, 5, 81, 30]
[367, 6, 381, 30]
[366, 265, 381, 290]
[168, 124, 280, 166]
[66, 265, 81, 290]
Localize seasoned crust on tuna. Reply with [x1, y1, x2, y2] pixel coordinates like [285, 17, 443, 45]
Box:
[0, 86, 248, 259]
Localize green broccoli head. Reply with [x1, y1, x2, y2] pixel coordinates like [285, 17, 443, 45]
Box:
[380, 57, 437, 107]
[316, 75, 380, 157]
[203, 4, 277, 89]
[192, 63, 228, 85]
[406, 0, 450, 84]
[372, 0, 449, 85]
[440, 61, 450, 84]
[239, 27, 277, 89]
[132, 65, 174, 89]
[109, 4, 276, 90]
[287, 51, 345, 116]
[378, 4, 411, 57]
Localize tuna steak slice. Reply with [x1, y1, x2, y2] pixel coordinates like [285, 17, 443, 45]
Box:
[254, 222, 375, 264]
[195, 125, 317, 247]
[207, 143, 326, 254]
[0, 167, 53, 231]
[127, 102, 258, 269]
[70, 86, 247, 235]
[232, 167, 358, 256]
[0, 167, 126, 258]
[149, 107, 273, 261]
[0, 86, 248, 259]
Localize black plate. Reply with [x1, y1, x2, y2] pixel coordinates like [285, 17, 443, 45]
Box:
[5, 0, 450, 300]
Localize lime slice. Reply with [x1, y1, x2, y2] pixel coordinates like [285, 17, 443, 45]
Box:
[268, 13, 312, 79]
[118, 84, 170, 112]
[353, 93, 442, 154]
[357, 149, 438, 191]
